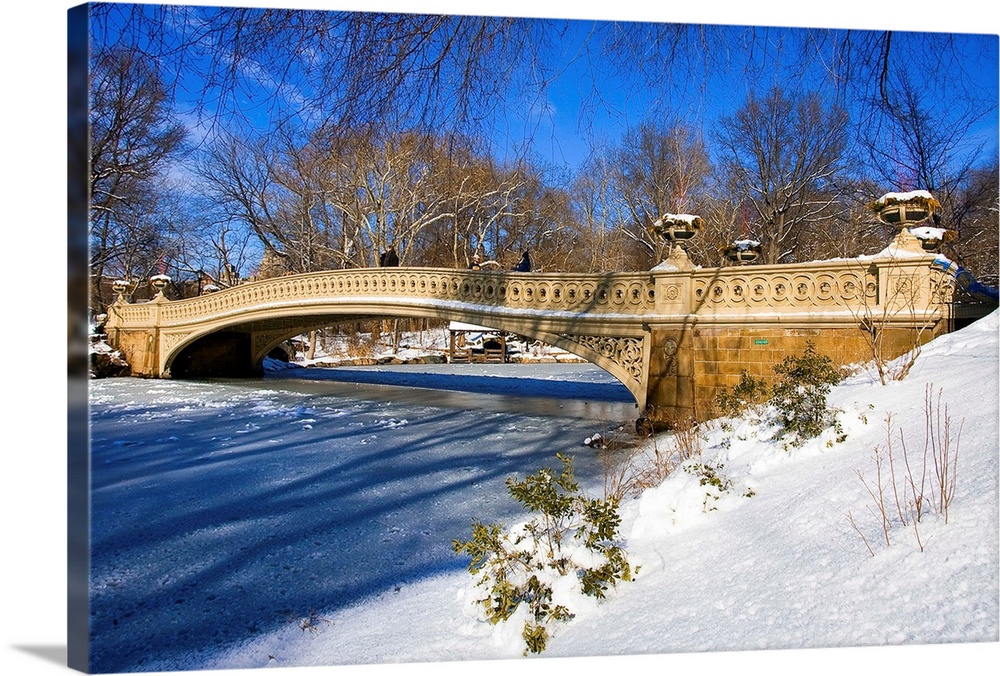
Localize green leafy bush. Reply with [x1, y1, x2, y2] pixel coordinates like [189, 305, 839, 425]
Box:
[769, 342, 844, 446]
[714, 343, 845, 447]
[715, 370, 770, 417]
[452, 453, 632, 654]
[683, 461, 751, 511]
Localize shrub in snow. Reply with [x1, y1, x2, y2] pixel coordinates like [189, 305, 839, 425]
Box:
[714, 344, 845, 448]
[769, 342, 844, 446]
[452, 453, 633, 655]
[715, 370, 770, 418]
[683, 461, 736, 511]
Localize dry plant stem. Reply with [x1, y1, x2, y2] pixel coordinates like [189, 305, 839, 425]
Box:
[600, 447, 634, 503]
[884, 414, 927, 550]
[884, 414, 909, 526]
[603, 421, 702, 501]
[848, 511, 876, 557]
[851, 388, 962, 556]
[911, 514, 926, 552]
[926, 384, 963, 523]
[898, 428, 928, 525]
[597, 423, 643, 502]
[672, 419, 702, 462]
[872, 447, 891, 546]
[855, 446, 891, 547]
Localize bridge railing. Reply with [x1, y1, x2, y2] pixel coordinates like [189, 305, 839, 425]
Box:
[106, 267, 661, 329]
[674, 254, 952, 328]
[105, 250, 967, 334]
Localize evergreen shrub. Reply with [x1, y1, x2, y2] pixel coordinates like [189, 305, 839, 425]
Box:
[714, 342, 845, 447]
[769, 341, 844, 445]
[452, 453, 632, 654]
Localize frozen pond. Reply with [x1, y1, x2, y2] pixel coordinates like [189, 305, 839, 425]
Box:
[86, 363, 639, 672]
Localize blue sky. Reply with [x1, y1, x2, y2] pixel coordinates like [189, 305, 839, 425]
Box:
[487, 16, 999, 172]
[91, 1, 999, 178]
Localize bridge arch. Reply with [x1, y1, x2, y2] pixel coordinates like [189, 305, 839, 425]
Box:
[160, 299, 648, 407]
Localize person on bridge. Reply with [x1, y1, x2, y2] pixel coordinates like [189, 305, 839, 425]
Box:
[469, 254, 482, 270]
[514, 250, 532, 272]
[379, 246, 399, 267]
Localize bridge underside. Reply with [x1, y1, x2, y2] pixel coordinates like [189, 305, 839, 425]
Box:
[128, 308, 652, 417]
[167, 314, 373, 378]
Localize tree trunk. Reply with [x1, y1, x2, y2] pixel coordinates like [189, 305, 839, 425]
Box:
[306, 330, 317, 360]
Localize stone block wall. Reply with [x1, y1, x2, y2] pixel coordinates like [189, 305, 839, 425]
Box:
[690, 324, 933, 417]
[107, 329, 158, 377]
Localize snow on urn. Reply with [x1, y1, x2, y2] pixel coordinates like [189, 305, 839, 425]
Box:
[150, 274, 171, 295]
[650, 214, 702, 268]
[723, 239, 761, 264]
[650, 213, 702, 243]
[870, 190, 941, 228]
[909, 226, 955, 252]
[112, 279, 129, 297]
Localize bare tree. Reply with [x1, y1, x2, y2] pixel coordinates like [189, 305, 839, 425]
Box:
[90, 6, 992, 156]
[855, 65, 996, 279]
[169, 207, 257, 291]
[89, 48, 188, 311]
[860, 65, 990, 194]
[198, 133, 297, 273]
[793, 178, 888, 262]
[614, 121, 713, 262]
[86, 7, 995, 284]
[480, 165, 578, 272]
[946, 162, 1000, 280]
[572, 122, 712, 270]
[572, 153, 632, 272]
[715, 87, 849, 264]
[600, 23, 993, 150]
[88, 5, 555, 154]
[200, 127, 544, 274]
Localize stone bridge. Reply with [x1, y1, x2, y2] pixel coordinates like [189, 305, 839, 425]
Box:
[104, 234, 991, 426]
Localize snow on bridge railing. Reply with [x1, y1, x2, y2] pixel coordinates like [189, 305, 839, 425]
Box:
[104, 256, 956, 332]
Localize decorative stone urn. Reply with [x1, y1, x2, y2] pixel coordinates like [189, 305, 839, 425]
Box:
[112, 279, 129, 297]
[723, 239, 761, 264]
[870, 190, 942, 253]
[650, 214, 702, 269]
[650, 213, 703, 243]
[149, 274, 171, 296]
[870, 190, 941, 227]
[910, 225, 955, 252]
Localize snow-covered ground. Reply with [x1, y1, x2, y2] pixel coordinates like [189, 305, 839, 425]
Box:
[72, 312, 999, 675]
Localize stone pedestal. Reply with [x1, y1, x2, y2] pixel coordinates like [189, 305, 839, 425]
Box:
[642, 326, 696, 428]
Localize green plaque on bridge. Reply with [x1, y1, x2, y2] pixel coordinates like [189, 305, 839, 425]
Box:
[753, 339, 769, 345]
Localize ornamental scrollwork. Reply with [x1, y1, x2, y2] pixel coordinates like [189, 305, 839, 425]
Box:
[149, 268, 657, 327]
[558, 334, 644, 384]
[162, 331, 192, 351]
[253, 331, 292, 356]
[691, 268, 876, 310]
[930, 270, 956, 303]
[662, 338, 679, 376]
